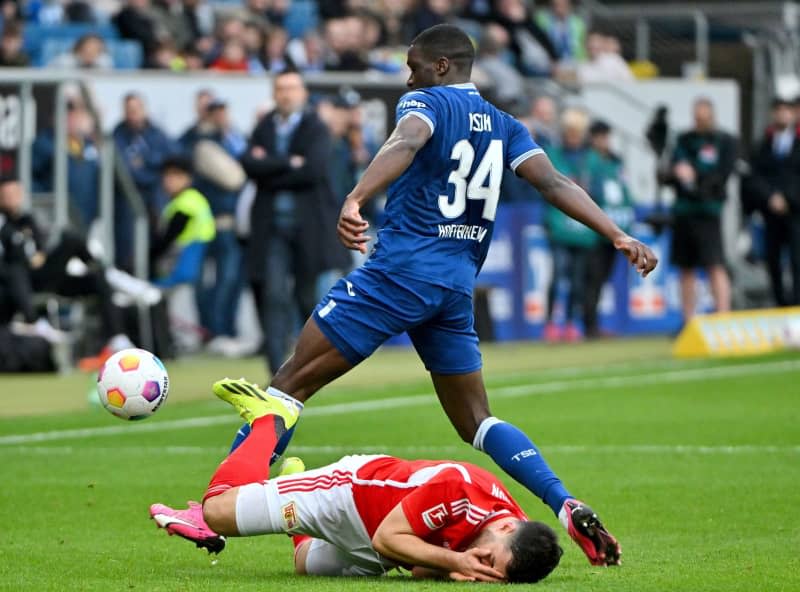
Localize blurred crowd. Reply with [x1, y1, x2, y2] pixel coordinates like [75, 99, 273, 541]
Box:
[1, 1, 798, 372]
[0, 0, 634, 98]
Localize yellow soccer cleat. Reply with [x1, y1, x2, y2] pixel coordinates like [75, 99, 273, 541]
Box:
[212, 378, 300, 429]
[278, 456, 306, 477]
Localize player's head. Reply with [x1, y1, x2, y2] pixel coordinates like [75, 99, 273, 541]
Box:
[468, 518, 562, 583]
[406, 24, 475, 90]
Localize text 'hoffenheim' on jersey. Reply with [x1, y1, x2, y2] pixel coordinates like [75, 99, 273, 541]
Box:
[363, 83, 543, 295]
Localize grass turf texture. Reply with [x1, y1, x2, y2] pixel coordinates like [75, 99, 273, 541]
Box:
[0, 337, 798, 591]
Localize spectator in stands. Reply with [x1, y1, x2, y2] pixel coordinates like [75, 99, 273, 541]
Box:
[582, 120, 635, 338]
[240, 70, 349, 375]
[209, 38, 251, 72]
[179, 89, 215, 150]
[184, 98, 248, 346]
[151, 0, 200, 52]
[244, 0, 290, 29]
[0, 0, 21, 21]
[405, 0, 451, 40]
[475, 22, 525, 111]
[543, 108, 594, 342]
[577, 32, 634, 84]
[48, 33, 113, 69]
[744, 98, 800, 306]
[286, 30, 325, 72]
[114, 0, 165, 55]
[260, 25, 291, 72]
[113, 92, 177, 270]
[667, 97, 736, 320]
[150, 155, 215, 289]
[0, 177, 137, 370]
[524, 95, 559, 149]
[492, 0, 558, 76]
[31, 99, 101, 231]
[323, 16, 369, 71]
[535, 0, 587, 64]
[0, 20, 29, 67]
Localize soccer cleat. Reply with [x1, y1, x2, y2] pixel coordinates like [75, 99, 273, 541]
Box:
[278, 456, 306, 477]
[150, 501, 226, 554]
[559, 499, 622, 566]
[212, 377, 300, 429]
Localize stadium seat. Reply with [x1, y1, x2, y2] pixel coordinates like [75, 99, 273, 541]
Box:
[284, 0, 319, 39]
[24, 23, 119, 65]
[39, 38, 143, 69]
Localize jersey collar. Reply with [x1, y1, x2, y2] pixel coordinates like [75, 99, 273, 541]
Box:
[448, 82, 478, 90]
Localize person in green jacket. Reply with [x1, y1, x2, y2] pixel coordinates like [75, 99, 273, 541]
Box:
[582, 120, 636, 338]
[536, 0, 587, 64]
[543, 108, 595, 342]
[151, 155, 216, 288]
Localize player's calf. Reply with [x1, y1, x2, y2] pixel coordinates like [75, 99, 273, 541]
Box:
[202, 487, 240, 536]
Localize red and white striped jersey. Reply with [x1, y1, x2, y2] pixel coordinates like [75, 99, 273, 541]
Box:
[349, 456, 527, 551]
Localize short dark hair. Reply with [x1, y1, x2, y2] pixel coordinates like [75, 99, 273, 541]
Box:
[411, 24, 475, 72]
[589, 119, 611, 136]
[161, 155, 193, 175]
[505, 521, 563, 584]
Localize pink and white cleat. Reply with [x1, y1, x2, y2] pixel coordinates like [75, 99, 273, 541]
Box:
[150, 501, 226, 554]
[559, 499, 621, 566]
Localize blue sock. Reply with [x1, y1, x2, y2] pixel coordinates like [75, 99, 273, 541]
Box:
[229, 422, 297, 465]
[474, 417, 571, 515]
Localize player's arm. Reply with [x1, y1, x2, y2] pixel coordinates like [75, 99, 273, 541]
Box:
[337, 114, 432, 253]
[372, 503, 504, 583]
[516, 154, 658, 277]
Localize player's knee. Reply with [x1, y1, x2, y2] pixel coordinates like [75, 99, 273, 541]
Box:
[203, 491, 238, 536]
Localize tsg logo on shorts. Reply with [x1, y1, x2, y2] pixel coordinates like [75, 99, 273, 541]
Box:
[421, 503, 448, 530]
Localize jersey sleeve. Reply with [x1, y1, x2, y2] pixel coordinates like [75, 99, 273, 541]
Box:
[506, 117, 543, 172]
[395, 90, 438, 135]
[400, 469, 467, 537]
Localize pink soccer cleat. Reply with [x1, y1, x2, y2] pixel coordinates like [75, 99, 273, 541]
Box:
[559, 499, 621, 566]
[150, 501, 226, 554]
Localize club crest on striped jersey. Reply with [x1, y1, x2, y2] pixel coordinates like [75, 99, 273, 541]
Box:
[422, 503, 448, 530]
[282, 502, 298, 530]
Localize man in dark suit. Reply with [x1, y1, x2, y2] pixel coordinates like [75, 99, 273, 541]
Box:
[745, 98, 800, 306]
[241, 70, 349, 375]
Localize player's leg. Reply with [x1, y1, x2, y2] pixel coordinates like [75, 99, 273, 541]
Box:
[679, 268, 697, 320]
[429, 370, 572, 515]
[411, 291, 620, 566]
[295, 538, 387, 577]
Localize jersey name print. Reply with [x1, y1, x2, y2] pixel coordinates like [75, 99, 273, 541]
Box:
[363, 83, 543, 296]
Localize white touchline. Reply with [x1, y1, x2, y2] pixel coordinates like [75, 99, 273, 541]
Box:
[0, 359, 797, 446]
[5, 444, 800, 455]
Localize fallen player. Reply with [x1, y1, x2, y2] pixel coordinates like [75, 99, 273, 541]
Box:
[150, 379, 572, 583]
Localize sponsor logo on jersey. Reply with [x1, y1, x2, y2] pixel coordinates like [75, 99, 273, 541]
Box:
[398, 99, 428, 110]
[282, 502, 298, 530]
[437, 224, 489, 242]
[422, 503, 449, 530]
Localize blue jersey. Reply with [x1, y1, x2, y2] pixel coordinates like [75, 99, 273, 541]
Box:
[363, 83, 542, 295]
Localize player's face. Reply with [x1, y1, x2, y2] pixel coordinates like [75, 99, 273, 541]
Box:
[405, 45, 437, 90]
[467, 518, 518, 580]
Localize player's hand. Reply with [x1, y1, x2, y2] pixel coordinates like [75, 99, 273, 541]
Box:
[614, 235, 658, 277]
[337, 197, 370, 254]
[451, 548, 505, 583]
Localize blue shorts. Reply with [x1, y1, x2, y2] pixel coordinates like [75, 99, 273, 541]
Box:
[313, 267, 481, 375]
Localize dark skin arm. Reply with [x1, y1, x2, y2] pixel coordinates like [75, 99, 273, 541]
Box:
[516, 154, 658, 276]
[337, 114, 432, 253]
[338, 114, 657, 277]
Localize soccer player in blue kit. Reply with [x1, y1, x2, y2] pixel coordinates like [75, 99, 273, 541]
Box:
[156, 24, 657, 567]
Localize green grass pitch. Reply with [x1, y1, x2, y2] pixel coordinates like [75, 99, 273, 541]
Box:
[1, 337, 798, 591]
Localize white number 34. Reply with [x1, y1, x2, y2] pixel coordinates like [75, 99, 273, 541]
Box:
[438, 139, 503, 222]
